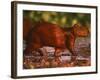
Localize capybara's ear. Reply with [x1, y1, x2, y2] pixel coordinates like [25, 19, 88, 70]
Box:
[73, 24, 80, 28]
[72, 24, 89, 37]
[23, 18, 33, 41]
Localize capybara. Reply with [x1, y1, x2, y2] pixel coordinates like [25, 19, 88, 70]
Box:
[24, 22, 67, 57]
[23, 21, 89, 61]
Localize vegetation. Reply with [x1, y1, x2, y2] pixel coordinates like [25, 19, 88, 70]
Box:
[23, 10, 91, 28]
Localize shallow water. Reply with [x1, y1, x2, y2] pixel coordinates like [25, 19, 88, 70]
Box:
[23, 37, 91, 69]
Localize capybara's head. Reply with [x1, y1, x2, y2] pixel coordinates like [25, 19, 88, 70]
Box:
[72, 24, 90, 37]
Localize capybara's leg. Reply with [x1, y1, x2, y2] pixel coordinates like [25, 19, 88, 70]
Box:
[67, 33, 77, 61]
[54, 48, 62, 64]
[24, 44, 33, 55]
[24, 43, 41, 55]
[37, 47, 48, 60]
[54, 48, 62, 57]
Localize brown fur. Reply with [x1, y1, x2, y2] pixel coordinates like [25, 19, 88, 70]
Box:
[24, 22, 66, 56]
[23, 21, 89, 59]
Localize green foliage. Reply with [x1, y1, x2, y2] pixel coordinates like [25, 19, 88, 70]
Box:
[23, 10, 91, 28]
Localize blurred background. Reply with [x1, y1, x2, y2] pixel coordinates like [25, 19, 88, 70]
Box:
[23, 10, 91, 28]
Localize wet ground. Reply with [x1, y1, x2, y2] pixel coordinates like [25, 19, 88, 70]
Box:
[23, 37, 91, 69]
